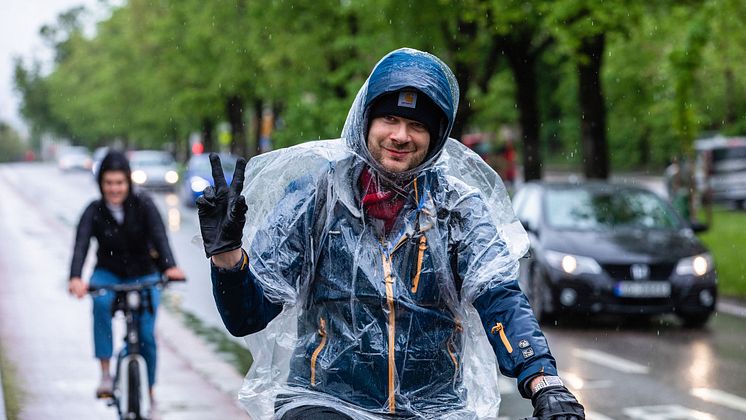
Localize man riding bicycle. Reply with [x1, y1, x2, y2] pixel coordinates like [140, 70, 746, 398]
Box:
[69, 150, 185, 401]
[199, 48, 584, 419]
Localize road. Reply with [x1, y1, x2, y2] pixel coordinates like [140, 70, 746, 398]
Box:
[2, 162, 746, 419]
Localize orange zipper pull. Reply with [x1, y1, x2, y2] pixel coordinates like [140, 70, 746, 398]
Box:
[490, 322, 513, 353]
[411, 235, 427, 293]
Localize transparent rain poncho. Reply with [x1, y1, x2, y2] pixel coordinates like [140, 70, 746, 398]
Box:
[233, 49, 529, 419]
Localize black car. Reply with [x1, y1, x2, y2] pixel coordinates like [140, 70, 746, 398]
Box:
[512, 182, 717, 327]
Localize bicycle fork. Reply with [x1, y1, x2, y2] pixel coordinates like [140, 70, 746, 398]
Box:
[114, 289, 151, 419]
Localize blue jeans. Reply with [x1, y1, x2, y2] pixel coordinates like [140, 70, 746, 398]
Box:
[91, 268, 160, 387]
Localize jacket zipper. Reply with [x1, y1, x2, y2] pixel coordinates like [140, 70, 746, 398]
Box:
[490, 322, 513, 353]
[446, 322, 463, 382]
[411, 235, 427, 293]
[380, 251, 396, 413]
[310, 317, 327, 386]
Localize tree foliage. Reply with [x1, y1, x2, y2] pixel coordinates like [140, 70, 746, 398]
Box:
[0, 122, 26, 162]
[13, 0, 746, 178]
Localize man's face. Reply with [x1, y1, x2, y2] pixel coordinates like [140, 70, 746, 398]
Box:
[102, 170, 129, 205]
[367, 115, 431, 173]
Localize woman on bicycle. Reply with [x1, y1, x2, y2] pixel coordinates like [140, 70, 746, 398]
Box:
[68, 150, 184, 400]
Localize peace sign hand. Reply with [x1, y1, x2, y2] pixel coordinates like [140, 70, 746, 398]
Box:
[196, 153, 248, 258]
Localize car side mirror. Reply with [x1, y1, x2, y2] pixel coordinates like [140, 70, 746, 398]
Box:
[689, 221, 709, 233]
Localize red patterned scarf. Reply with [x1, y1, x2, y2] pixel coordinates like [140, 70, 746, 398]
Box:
[359, 168, 406, 233]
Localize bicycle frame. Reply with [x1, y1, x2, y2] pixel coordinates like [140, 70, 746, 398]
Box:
[89, 276, 169, 420]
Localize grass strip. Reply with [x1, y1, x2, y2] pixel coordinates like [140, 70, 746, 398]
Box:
[0, 343, 23, 420]
[161, 294, 253, 373]
[698, 207, 746, 299]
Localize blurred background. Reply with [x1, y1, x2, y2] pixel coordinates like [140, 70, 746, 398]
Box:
[2, 1, 746, 419]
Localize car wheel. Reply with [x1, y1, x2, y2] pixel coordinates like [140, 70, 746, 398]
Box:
[529, 264, 553, 324]
[678, 312, 711, 329]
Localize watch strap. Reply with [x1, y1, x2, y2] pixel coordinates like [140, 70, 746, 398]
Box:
[531, 375, 564, 395]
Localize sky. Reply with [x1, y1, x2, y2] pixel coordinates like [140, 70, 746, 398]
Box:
[0, 0, 100, 135]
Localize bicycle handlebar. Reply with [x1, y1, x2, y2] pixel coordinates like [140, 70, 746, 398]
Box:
[87, 274, 186, 293]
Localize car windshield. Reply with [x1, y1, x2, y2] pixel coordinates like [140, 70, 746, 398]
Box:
[130, 151, 174, 167]
[62, 146, 89, 156]
[712, 145, 746, 162]
[545, 187, 681, 231]
[191, 155, 237, 173]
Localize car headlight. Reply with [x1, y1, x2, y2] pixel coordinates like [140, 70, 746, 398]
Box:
[675, 253, 714, 276]
[545, 250, 602, 275]
[131, 170, 147, 184]
[190, 176, 210, 192]
[165, 170, 179, 184]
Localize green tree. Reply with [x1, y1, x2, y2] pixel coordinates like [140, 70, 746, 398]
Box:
[0, 122, 26, 162]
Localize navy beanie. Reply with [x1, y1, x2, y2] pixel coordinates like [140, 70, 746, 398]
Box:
[368, 89, 445, 141]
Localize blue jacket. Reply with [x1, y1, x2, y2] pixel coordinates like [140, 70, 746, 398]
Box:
[211, 48, 557, 418]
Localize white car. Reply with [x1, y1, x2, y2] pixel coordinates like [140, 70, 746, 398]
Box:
[127, 150, 179, 192]
[58, 146, 92, 171]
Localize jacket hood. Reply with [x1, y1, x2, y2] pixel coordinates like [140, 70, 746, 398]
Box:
[341, 48, 459, 183]
[97, 150, 132, 196]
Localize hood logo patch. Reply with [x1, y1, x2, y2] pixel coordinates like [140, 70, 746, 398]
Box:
[398, 91, 417, 108]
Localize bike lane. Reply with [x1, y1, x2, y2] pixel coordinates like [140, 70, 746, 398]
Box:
[0, 166, 249, 419]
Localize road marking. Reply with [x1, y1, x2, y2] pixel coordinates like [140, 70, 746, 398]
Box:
[572, 349, 650, 374]
[717, 301, 746, 318]
[559, 370, 613, 390]
[691, 387, 746, 413]
[624, 405, 715, 419]
[586, 411, 615, 420]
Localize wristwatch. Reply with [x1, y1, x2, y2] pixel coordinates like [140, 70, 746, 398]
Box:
[531, 375, 564, 395]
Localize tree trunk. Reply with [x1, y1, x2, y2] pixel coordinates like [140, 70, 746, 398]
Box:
[577, 34, 609, 179]
[226, 95, 247, 157]
[450, 59, 472, 141]
[724, 67, 736, 126]
[201, 118, 214, 153]
[444, 17, 478, 142]
[253, 99, 263, 157]
[506, 52, 542, 181]
[639, 128, 650, 167]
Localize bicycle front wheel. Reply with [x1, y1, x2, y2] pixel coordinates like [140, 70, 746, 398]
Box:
[127, 360, 141, 419]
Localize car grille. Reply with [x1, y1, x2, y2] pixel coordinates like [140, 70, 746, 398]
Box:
[602, 263, 675, 280]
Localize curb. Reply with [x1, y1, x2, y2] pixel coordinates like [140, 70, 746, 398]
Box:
[157, 304, 247, 400]
[717, 298, 746, 318]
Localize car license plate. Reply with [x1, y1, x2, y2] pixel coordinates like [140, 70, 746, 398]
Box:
[614, 281, 671, 297]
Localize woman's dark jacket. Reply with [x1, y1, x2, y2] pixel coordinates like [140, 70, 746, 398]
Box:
[70, 192, 175, 279]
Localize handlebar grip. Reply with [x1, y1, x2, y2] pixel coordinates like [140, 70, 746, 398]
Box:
[165, 276, 186, 282]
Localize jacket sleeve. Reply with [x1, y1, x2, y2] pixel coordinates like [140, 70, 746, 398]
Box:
[453, 193, 557, 399]
[211, 177, 316, 335]
[70, 203, 95, 279]
[141, 194, 176, 270]
[211, 250, 283, 337]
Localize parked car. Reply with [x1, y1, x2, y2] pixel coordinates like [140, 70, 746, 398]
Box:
[182, 153, 238, 206]
[512, 181, 717, 327]
[694, 135, 746, 209]
[127, 150, 179, 192]
[57, 146, 92, 171]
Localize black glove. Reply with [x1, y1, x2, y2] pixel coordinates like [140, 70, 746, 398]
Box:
[524, 385, 585, 420]
[197, 153, 248, 257]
